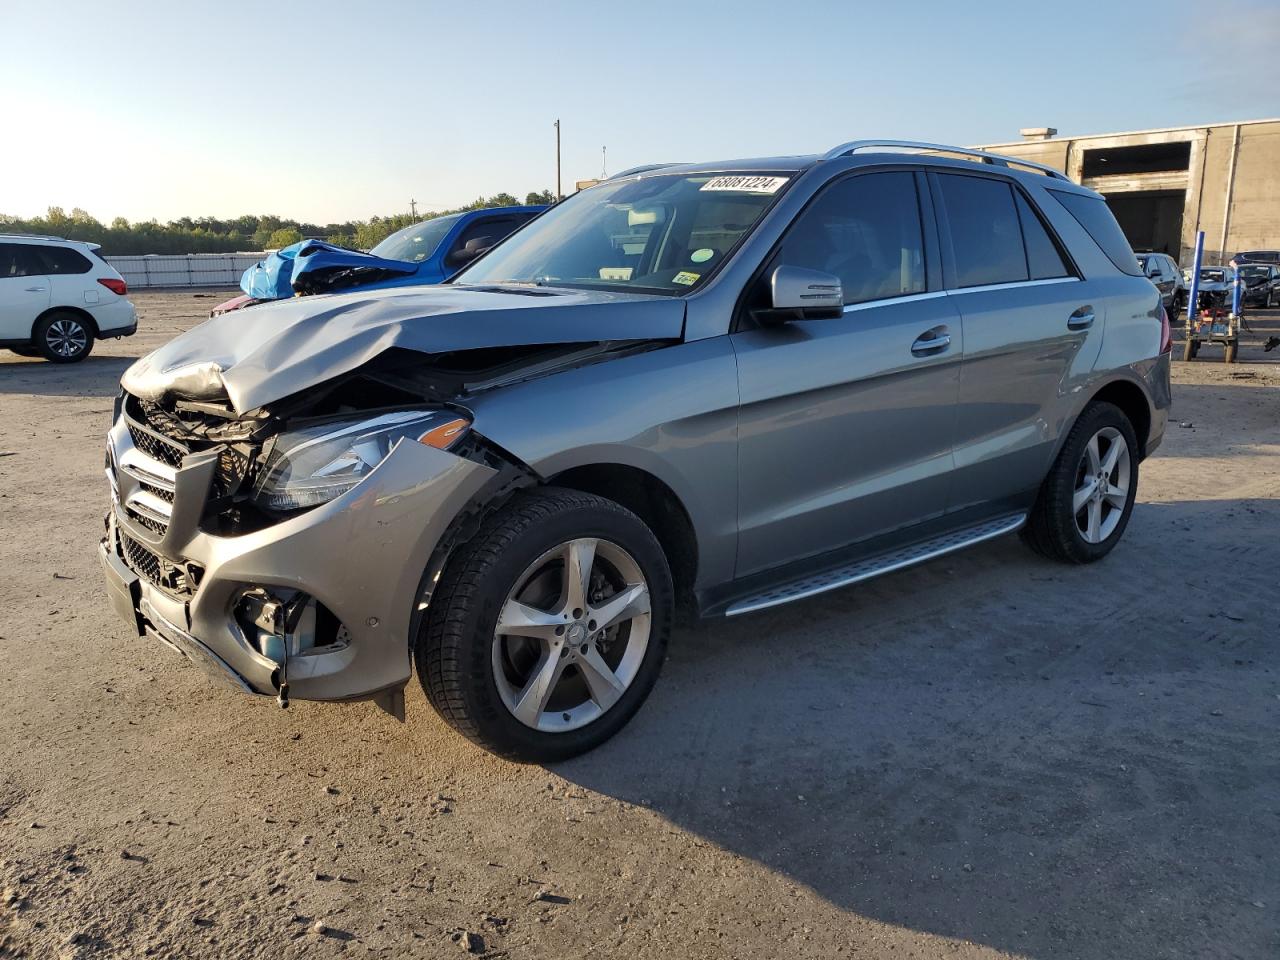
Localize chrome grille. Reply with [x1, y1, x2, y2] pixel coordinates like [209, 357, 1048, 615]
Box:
[127, 423, 186, 467]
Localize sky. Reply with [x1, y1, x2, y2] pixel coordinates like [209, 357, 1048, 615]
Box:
[2, 0, 1277, 225]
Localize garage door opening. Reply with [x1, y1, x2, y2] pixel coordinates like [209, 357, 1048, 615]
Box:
[1105, 190, 1185, 260]
[1081, 141, 1192, 178]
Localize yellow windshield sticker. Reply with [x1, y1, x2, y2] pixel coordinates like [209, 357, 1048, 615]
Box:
[672, 271, 700, 286]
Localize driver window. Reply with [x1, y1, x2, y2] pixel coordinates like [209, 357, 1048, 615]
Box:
[774, 172, 925, 305]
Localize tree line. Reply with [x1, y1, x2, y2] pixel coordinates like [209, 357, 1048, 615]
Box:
[0, 190, 558, 256]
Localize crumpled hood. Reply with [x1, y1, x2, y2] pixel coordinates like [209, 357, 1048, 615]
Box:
[122, 285, 685, 414]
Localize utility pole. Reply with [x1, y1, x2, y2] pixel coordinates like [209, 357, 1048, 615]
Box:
[601, 145, 607, 178]
[554, 119, 562, 200]
[409, 198, 417, 218]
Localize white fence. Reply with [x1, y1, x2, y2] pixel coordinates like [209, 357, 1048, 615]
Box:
[106, 253, 264, 289]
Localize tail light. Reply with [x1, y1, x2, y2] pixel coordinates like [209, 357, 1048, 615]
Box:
[98, 277, 127, 296]
[1159, 305, 1172, 354]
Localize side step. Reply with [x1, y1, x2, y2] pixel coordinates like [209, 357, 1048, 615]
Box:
[725, 513, 1026, 617]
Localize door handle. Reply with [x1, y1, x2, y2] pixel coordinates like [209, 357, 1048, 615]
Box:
[910, 328, 951, 356]
[1068, 306, 1095, 330]
[24, 286, 47, 293]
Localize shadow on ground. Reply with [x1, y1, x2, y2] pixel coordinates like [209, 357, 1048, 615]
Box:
[556, 498, 1280, 959]
[0, 355, 135, 398]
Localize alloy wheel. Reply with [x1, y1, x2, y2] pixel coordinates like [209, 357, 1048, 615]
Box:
[1073, 426, 1131, 544]
[491, 538, 651, 733]
[46, 318, 87, 357]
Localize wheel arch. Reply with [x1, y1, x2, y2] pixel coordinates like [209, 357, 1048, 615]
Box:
[1085, 377, 1153, 459]
[546, 462, 699, 617]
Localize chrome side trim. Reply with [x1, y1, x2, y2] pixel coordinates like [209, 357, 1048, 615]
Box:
[945, 277, 1081, 296]
[725, 514, 1026, 617]
[842, 291, 947, 313]
[839, 278, 1079, 315]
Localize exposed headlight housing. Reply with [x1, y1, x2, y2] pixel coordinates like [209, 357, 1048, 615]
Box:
[252, 409, 471, 511]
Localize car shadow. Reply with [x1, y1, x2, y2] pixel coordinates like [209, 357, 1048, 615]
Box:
[0, 355, 134, 398]
[553, 498, 1279, 959]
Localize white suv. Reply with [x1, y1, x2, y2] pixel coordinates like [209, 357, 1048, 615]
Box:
[0, 235, 138, 363]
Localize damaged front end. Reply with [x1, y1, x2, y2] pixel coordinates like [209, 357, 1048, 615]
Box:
[102, 319, 676, 713]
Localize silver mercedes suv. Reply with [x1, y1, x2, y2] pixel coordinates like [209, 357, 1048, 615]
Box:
[101, 141, 1171, 761]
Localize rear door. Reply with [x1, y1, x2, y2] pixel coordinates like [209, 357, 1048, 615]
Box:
[0, 243, 49, 341]
[933, 172, 1104, 512]
[731, 169, 963, 577]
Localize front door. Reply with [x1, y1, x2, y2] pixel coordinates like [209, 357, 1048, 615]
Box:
[732, 170, 963, 578]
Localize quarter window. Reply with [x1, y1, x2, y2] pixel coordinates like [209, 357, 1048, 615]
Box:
[1014, 192, 1071, 280]
[772, 172, 926, 305]
[938, 174, 1028, 287]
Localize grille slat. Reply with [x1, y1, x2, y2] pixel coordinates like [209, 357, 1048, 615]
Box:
[127, 424, 186, 467]
[118, 530, 199, 597]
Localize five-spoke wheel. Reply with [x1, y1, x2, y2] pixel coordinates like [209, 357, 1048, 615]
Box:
[418, 488, 672, 762]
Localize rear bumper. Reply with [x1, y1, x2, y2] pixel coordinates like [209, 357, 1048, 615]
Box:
[93, 298, 138, 335]
[101, 428, 496, 702]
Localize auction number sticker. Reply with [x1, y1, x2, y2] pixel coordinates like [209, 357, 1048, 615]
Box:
[672, 271, 701, 286]
[699, 175, 789, 194]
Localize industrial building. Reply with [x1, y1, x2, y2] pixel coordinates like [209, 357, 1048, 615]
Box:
[973, 119, 1280, 265]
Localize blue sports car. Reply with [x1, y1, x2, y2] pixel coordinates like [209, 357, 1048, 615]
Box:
[212, 205, 545, 316]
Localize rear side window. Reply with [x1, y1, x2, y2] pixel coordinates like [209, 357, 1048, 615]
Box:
[31, 245, 92, 275]
[772, 171, 926, 305]
[938, 174, 1027, 287]
[1048, 190, 1142, 276]
[1014, 192, 1071, 280]
[0, 243, 42, 277]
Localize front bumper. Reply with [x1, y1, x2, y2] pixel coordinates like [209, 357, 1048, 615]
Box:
[102, 421, 495, 702]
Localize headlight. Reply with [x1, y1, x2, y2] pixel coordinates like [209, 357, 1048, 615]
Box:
[252, 409, 471, 511]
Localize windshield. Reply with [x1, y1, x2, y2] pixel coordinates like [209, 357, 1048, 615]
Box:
[370, 214, 462, 262]
[1200, 268, 1227, 282]
[1238, 265, 1268, 278]
[453, 172, 791, 294]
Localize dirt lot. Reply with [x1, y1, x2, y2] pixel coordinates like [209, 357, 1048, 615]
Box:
[1, 290, 1277, 960]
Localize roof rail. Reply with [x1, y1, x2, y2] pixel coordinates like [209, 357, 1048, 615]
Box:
[0, 233, 67, 242]
[822, 140, 1071, 181]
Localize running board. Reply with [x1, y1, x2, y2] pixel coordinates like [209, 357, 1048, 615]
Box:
[724, 513, 1026, 617]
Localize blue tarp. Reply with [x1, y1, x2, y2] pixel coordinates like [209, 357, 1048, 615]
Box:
[240, 240, 416, 300]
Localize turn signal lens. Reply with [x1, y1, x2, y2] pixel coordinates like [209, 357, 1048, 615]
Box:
[417, 417, 471, 449]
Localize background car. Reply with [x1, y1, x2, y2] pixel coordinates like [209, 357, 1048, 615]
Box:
[1239, 263, 1280, 307]
[1230, 249, 1280, 267]
[1137, 251, 1183, 314]
[210, 205, 545, 316]
[0, 234, 137, 362]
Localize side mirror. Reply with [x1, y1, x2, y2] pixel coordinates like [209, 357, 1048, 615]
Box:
[767, 265, 843, 321]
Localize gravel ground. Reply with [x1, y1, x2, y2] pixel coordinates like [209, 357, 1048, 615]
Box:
[1, 290, 1277, 960]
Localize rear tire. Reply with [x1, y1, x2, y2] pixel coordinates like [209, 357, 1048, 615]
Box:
[1022, 401, 1139, 564]
[417, 487, 673, 762]
[34, 311, 94, 363]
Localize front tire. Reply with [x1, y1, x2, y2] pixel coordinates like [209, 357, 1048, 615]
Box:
[34, 311, 94, 363]
[1022, 402, 1139, 564]
[417, 487, 673, 762]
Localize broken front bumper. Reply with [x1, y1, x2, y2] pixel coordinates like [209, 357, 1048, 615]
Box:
[101, 425, 495, 703]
